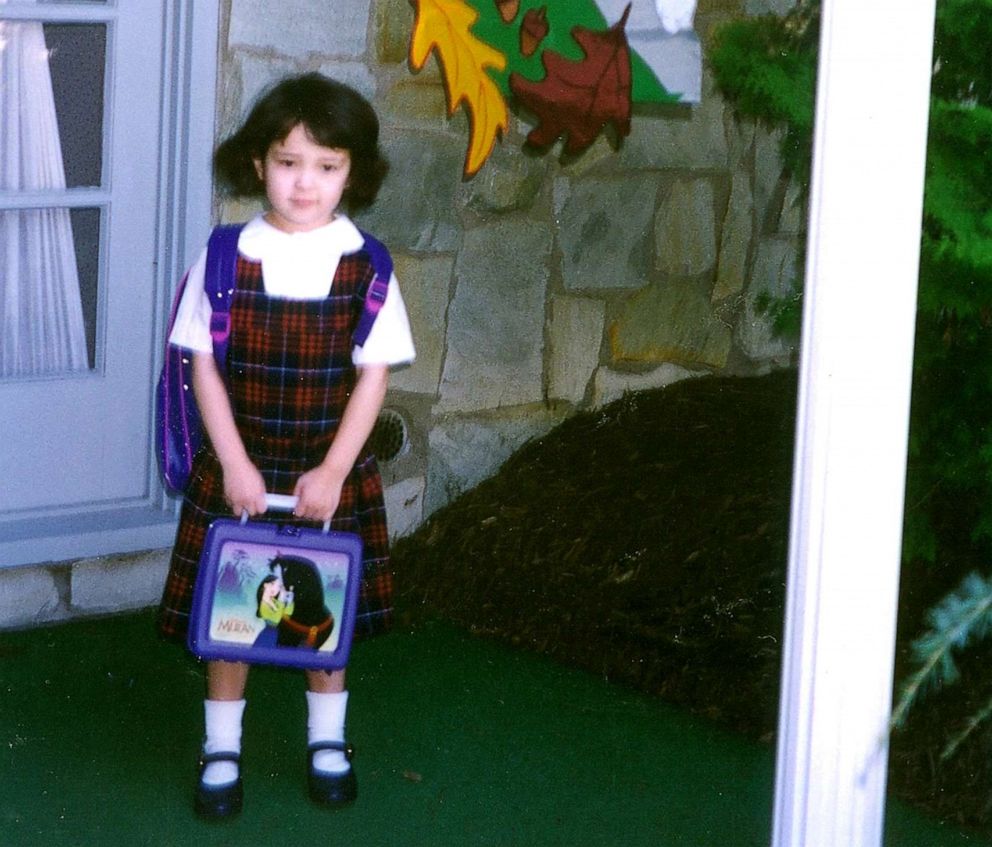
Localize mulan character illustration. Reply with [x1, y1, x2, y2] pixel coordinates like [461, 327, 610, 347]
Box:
[253, 563, 295, 648]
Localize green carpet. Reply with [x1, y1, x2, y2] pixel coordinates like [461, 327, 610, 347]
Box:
[0, 613, 986, 846]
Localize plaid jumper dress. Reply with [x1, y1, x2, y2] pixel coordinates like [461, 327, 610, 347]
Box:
[157, 248, 392, 644]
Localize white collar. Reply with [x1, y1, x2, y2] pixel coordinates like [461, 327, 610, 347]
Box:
[237, 213, 365, 261]
[235, 214, 366, 299]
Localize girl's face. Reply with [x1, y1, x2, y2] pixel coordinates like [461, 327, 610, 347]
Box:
[254, 123, 351, 233]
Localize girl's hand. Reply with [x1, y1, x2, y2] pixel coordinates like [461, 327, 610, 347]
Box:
[294, 364, 387, 524]
[293, 464, 347, 523]
[222, 458, 267, 517]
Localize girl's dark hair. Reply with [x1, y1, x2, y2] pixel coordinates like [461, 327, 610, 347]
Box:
[256, 575, 278, 617]
[214, 73, 389, 212]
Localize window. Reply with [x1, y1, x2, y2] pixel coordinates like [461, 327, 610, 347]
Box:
[0, 1, 219, 566]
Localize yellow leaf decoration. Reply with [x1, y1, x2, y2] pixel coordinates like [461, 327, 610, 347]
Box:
[410, 0, 509, 177]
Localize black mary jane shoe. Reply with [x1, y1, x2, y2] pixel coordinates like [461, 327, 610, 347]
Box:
[307, 741, 357, 807]
[194, 751, 243, 820]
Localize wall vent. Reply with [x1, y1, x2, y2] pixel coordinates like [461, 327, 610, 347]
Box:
[368, 408, 409, 464]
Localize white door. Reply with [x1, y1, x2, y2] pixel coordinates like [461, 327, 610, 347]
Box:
[0, 1, 218, 565]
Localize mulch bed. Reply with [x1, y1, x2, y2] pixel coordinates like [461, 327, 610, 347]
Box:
[392, 369, 992, 835]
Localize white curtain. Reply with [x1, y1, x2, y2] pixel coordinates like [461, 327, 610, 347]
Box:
[0, 9, 89, 377]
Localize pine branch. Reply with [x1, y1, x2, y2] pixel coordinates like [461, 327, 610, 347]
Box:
[941, 690, 992, 760]
[891, 571, 992, 729]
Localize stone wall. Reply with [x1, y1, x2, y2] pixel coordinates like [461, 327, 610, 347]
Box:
[353, 0, 800, 520]
[1, 0, 801, 630]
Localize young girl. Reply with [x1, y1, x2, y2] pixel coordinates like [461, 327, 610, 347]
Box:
[156, 73, 415, 819]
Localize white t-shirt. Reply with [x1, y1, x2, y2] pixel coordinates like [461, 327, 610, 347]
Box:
[168, 214, 416, 366]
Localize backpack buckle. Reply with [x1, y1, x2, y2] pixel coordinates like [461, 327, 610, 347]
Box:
[368, 279, 387, 305]
[209, 312, 231, 342]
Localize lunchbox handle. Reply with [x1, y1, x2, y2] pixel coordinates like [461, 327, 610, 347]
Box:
[241, 493, 331, 533]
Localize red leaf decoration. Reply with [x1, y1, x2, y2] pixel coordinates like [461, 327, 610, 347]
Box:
[509, 4, 633, 155]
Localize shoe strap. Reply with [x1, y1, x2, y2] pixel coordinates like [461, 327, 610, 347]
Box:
[200, 750, 241, 767]
[308, 740, 355, 761]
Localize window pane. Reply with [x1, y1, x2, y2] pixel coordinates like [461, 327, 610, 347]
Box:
[0, 207, 101, 377]
[71, 207, 101, 368]
[44, 24, 107, 188]
[0, 20, 106, 191]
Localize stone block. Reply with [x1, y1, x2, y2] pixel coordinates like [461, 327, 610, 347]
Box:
[737, 236, 800, 364]
[559, 134, 618, 177]
[385, 476, 426, 539]
[777, 178, 806, 235]
[229, 0, 372, 59]
[554, 176, 659, 291]
[464, 143, 547, 214]
[726, 113, 756, 170]
[355, 133, 465, 252]
[754, 124, 786, 232]
[655, 178, 717, 277]
[0, 567, 61, 629]
[548, 297, 606, 404]
[436, 221, 551, 413]
[745, 0, 798, 15]
[617, 71, 729, 170]
[388, 253, 453, 397]
[425, 410, 566, 516]
[381, 77, 451, 130]
[713, 170, 753, 302]
[70, 550, 170, 614]
[592, 362, 696, 407]
[374, 0, 415, 64]
[609, 279, 733, 368]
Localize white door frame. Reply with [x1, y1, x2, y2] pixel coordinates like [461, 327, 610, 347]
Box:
[772, 2, 936, 844]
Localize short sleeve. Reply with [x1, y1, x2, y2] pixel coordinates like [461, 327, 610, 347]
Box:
[352, 273, 416, 366]
[167, 247, 213, 353]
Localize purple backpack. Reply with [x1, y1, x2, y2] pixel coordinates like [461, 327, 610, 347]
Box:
[156, 223, 393, 493]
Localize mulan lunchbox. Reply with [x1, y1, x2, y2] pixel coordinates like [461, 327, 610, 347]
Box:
[188, 494, 362, 670]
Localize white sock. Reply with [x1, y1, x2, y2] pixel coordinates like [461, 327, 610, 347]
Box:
[306, 690, 351, 774]
[201, 699, 246, 786]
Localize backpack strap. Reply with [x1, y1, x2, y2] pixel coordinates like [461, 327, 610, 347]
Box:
[204, 223, 246, 368]
[354, 229, 393, 348]
[156, 223, 245, 493]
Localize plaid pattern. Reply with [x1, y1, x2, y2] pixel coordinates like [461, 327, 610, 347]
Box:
[158, 248, 393, 643]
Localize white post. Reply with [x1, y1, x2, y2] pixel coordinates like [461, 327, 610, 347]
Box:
[771, 3, 936, 846]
